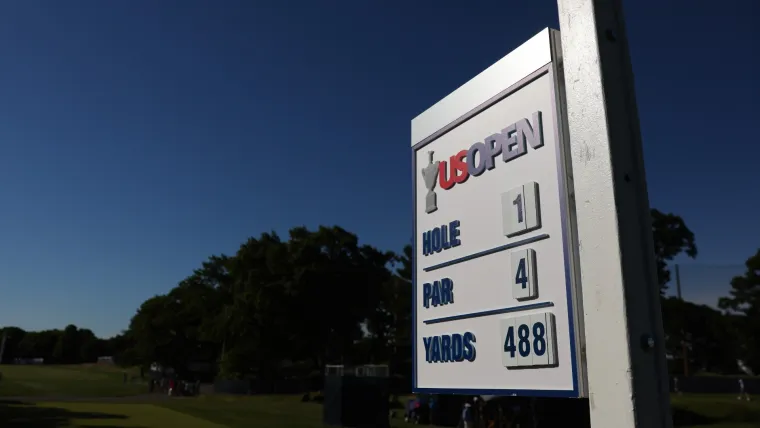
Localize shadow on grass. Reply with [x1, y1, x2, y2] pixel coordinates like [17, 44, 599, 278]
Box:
[671, 407, 720, 427]
[0, 400, 147, 428]
[389, 398, 404, 410]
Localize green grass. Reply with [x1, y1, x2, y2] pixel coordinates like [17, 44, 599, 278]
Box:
[1, 365, 759, 427]
[0, 393, 757, 427]
[0, 395, 418, 428]
[671, 394, 760, 427]
[158, 395, 424, 428]
[160, 395, 323, 428]
[0, 364, 146, 397]
[692, 372, 760, 379]
[160, 394, 760, 428]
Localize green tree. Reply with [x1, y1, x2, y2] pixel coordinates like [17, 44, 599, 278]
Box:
[77, 328, 99, 363]
[719, 249, 760, 371]
[0, 327, 27, 363]
[651, 209, 698, 292]
[102, 333, 136, 366]
[384, 244, 413, 376]
[127, 295, 188, 372]
[285, 226, 394, 367]
[53, 325, 79, 363]
[124, 254, 233, 375]
[224, 232, 294, 378]
[661, 297, 738, 374]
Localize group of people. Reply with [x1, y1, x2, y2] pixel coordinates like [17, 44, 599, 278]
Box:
[148, 376, 201, 397]
[459, 397, 517, 428]
[403, 394, 537, 428]
[459, 396, 544, 428]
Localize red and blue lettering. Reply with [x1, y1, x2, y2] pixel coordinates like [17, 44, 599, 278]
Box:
[437, 111, 545, 191]
[438, 150, 469, 190]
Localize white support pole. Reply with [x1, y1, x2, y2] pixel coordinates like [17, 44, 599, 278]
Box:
[556, 1, 672, 428]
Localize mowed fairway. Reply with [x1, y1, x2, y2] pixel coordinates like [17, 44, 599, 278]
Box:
[0, 364, 146, 397]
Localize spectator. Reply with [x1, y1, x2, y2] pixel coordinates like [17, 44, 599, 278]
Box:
[461, 402, 473, 428]
[428, 395, 436, 425]
[476, 397, 485, 427]
[738, 378, 750, 401]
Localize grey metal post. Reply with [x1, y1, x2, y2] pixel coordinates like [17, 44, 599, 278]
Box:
[675, 264, 682, 300]
[675, 264, 689, 377]
[556, 0, 673, 427]
[0, 332, 6, 363]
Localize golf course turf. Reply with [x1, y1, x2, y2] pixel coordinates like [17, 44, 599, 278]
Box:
[1, 364, 759, 427]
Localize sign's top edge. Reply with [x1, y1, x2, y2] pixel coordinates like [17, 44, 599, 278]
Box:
[411, 28, 557, 147]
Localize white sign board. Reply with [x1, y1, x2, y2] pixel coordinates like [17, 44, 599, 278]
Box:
[411, 28, 586, 397]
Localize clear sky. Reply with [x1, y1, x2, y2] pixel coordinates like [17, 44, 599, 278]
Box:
[0, 0, 757, 338]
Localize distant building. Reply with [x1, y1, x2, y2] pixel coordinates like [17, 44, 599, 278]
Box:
[14, 357, 44, 365]
[97, 356, 115, 365]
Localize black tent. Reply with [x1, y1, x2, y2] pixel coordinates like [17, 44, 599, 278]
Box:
[323, 365, 390, 428]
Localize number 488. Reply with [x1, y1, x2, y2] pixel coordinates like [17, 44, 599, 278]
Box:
[501, 313, 556, 368]
[504, 322, 546, 358]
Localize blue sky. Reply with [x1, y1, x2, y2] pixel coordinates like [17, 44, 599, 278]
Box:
[0, 0, 756, 338]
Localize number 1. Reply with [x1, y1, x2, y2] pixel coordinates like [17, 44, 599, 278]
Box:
[513, 193, 523, 223]
[502, 183, 541, 238]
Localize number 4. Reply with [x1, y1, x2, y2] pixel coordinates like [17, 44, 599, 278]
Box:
[511, 248, 537, 300]
[515, 258, 528, 289]
[503, 326, 516, 358]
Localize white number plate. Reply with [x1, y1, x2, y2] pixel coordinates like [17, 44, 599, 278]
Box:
[500, 311, 557, 368]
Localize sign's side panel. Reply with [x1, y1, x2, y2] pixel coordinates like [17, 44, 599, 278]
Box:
[411, 66, 580, 397]
[412, 129, 419, 392]
[549, 28, 588, 397]
[558, 0, 673, 425]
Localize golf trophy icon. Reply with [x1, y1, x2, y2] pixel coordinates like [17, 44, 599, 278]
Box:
[421, 151, 439, 213]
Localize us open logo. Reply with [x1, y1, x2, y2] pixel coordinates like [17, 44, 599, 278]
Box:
[420, 111, 545, 214]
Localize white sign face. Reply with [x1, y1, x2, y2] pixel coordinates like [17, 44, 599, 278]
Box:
[411, 29, 583, 397]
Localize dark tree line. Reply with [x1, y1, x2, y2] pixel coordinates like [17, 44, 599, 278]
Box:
[719, 249, 760, 372]
[122, 225, 410, 382]
[0, 324, 131, 365]
[4, 210, 760, 382]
